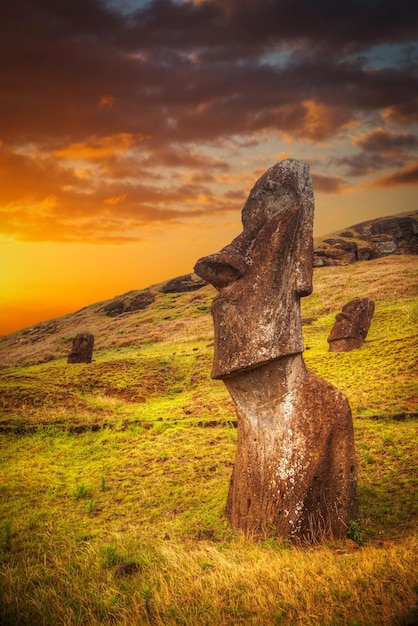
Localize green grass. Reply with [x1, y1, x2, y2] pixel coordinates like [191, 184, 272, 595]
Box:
[0, 256, 417, 625]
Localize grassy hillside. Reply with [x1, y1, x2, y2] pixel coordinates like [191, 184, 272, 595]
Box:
[0, 256, 417, 625]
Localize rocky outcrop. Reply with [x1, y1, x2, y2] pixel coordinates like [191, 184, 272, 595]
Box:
[314, 212, 418, 267]
[102, 300, 125, 317]
[194, 159, 358, 542]
[126, 291, 155, 312]
[20, 321, 58, 344]
[328, 298, 375, 352]
[161, 274, 207, 293]
[101, 289, 155, 317]
[67, 332, 94, 363]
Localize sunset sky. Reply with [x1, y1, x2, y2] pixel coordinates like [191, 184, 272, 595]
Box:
[1, 0, 417, 335]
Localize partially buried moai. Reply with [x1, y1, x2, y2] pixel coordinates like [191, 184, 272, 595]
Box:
[328, 298, 375, 352]
[194, 159, 358, 542]
[67, 332, 94, 364]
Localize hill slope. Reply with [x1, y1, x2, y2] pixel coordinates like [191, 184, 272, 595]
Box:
[1, 253, 416, 420]
[0, 252, 417, 624]
[0, 207, 417, 366]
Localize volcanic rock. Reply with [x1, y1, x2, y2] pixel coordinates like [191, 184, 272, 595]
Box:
[102, 290, 155, 317]
[102, 300, 125, 317]
[161, 274, 207, 293]
[125, 290, 155, 311]
[314, 212, 417, 267]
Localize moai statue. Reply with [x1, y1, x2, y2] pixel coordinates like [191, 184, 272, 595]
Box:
[194, 159, 358, 542]
[67, 332, 94, 364]
[328, 298, 375, 352]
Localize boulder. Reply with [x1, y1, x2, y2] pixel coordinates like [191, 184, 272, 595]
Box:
[101, 290, 155, 317]
[161, 274, 207, 293]
[125, 290, 155, 312]
[102, 300, 125, 317]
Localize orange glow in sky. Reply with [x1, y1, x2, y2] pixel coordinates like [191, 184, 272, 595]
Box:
[1, 0, 417, 335]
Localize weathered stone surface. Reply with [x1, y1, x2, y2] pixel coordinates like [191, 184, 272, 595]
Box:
[314, 212, 417, 266]
[102, 300, 125, 317]
[195, 159, 314, 379]
[126, 290, 155, 312]
[328, 297, 375, 352]
[20, 320, 59, 344]
[161, 273, 207, 293]
[194, 159, 358, 542]
[67, 332, 94, 364]
[224, 356, 358, 540]
[101, 290, 155, 317]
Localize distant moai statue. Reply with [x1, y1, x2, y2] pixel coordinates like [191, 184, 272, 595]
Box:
[194, 159, 358, 542]
[328, 298, 375, 352]
[67, 332, 94, 364]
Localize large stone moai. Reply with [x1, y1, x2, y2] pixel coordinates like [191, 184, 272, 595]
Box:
[67, 332, 94, 364]
[194, 159, 358, 542]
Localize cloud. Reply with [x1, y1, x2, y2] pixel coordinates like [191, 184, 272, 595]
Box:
[1, 0, 417, 243]
[1, 0, 417, 146]
[334, 128, 418, 176]
[311, 173, 349, 194]
[355, 128, 418, 155]
[142, 146, 229, 170]
[373, 161, 418, 187]
[0, 140, 241, 243]
[54, 134, 147, 161]
[127, 0, 418, 54]
[383, 103, 418, 125]
[99, 95, 115, 108]
[104, 194, 127, 205]
[333, 153, 389, 178]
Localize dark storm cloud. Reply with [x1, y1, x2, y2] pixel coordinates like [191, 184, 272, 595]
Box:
[334, 128, 418, 177]
[125, 0, 418, 54]
[1, 0, 417, 242]
[333, 153, 391, 178]
[311, 173, 349, 194]
[355, 128, 418, 154]
[1, 0, 417, 144]
[374, 161, 418, 187]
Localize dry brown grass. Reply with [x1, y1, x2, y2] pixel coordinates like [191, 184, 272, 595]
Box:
[0, 255, 417, 625]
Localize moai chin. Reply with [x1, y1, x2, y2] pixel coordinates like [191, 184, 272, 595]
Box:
[194, 159, 358, 542]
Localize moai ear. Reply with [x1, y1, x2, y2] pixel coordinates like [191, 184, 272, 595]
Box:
[294, 200, 314, 297]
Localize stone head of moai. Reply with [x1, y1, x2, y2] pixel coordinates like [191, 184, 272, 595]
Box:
[328, 297, 375, 352]
[67, 332, 94, 364]
[194, 159, 314, 379]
